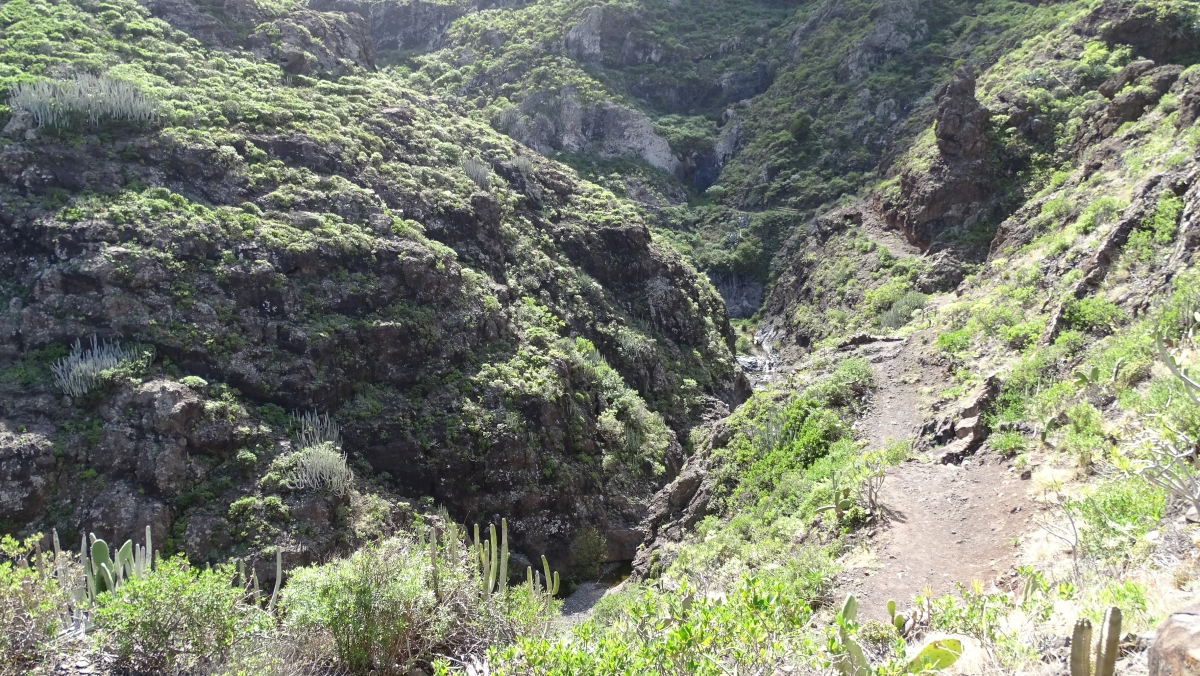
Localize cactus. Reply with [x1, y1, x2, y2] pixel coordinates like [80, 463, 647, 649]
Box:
[268, 549, 283, 613]
[472, 520, 511, 595]
[887, 599, 906, 633]
[430, 528, 441, 601]
[526, 558, 560, 603]
[1068, 608, 1121, 676]
[1094, 607, 1122, 676]
[541, 555, 559, 597]
[91, 538, 115, 593]
[79, 527, 156, 606]
[817, 471, 855, 522]
[498, 519, 509, 595]
[1070, 618, 1092, 676]
[832, 594, 870, 676]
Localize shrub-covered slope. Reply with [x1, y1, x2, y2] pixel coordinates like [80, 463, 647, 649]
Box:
[0, 0, 748, 578]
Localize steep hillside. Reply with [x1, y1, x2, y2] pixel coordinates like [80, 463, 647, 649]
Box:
[5, 0, 1200, 674]
[0, 0, 748, 582]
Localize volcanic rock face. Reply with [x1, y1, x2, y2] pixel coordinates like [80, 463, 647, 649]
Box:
[874, 67, 994, 252]
[933, 68, 991, 161]
[0, 0, 746, 571]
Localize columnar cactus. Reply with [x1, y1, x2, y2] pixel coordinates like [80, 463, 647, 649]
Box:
[1070, 607, 1121, 676]
[1070, 618, 1092, 676]
[1095, 607, 1122, 676]
[473, 519, 512, 596]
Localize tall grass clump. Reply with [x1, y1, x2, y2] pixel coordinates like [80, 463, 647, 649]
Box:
[9, 74, 157, 129]
[462, 156, 492, 190]
[286, 441, 353, 495]
[879, 291, 927, 330]
[50, 336, 139, 397]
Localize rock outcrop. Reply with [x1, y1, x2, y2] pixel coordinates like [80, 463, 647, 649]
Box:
[249, 10, 377, 76]
[1073, 61, 1184, 151]
[874, 68, 994, 253]
[499, 93, 680, 174]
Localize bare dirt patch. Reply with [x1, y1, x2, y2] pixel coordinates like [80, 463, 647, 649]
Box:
[839, 320, 1044, 621]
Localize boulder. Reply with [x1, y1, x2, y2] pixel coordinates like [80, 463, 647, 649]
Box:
[1148, 605, 1200, 676]
[81, 481, 172, 550]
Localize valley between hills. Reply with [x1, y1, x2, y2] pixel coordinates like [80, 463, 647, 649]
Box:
[2, 0, 1200, 674]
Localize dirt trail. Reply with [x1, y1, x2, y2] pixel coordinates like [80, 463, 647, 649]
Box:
[840, 322, 1043, 621]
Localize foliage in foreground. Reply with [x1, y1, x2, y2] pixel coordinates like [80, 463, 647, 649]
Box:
[94, 556, 272, 672]
[0, 535, 69, 675]
[490, 573, 817, 676]
[284, 532, 553, 674]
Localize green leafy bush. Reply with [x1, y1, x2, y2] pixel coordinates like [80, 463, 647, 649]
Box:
[879, 291, 927, 330]
[990, 430, 1027, 456]
[282, 534, 551, 673]
[0, 535, 69, 673]
[1066, 479, 1165, 563]
[493, 574, 815, 676]
[568, 527, 607, 582]
[1063, 297, 1127, 334]
[94, 555, 271, 672]
[1126, 192, 1184, 262]
[937, 328, 972, 353]
[1061, 402, 1109, 469]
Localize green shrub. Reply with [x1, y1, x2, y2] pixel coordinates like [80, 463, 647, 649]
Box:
[937, 328, 972, 353]
[94, 556, 270, 672]
[494, 573, 815, 676]
[235, 449, 258, 474]
[282, 534, 550, 673]
[568, 527, 607, 582]
[0, 535, 68, 671]
[879, 291, 927, 329]
[1143, 192, 1184, 245]
[1001, 320, 1043, 349]
[1061, 402, 1109, 469]
[990, 430, 1027, 456]
[804, 357, 874, 409]
[1126, 192, 1184, 262]
[1063, 296, 1126, 334]
[1065, 478, 1165, 563]
[1076, 197, 1124, 234]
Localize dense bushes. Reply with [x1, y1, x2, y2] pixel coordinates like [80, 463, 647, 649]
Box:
[283, 534, 552, 673]
[0, 536, 68, 675]
[0, 528, 560, 676]
[493, 573, 816, 676]
[94, 556, 272, 672]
